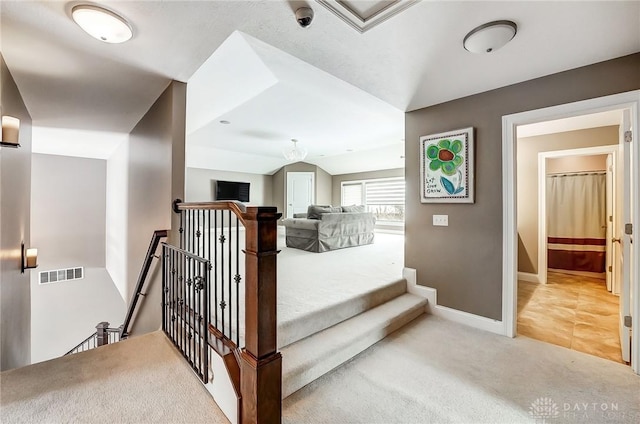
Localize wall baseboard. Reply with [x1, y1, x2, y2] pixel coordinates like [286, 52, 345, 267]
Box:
[517, 272, 540, 284]
[403, 267, 505, 335]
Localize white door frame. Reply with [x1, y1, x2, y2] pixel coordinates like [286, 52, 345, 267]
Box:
[537, 145, 618, 285]
[501, 90, 640, 374]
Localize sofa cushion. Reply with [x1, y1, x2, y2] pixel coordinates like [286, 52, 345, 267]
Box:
[341, 205, 366, 213]
[307, 205, 341, 219]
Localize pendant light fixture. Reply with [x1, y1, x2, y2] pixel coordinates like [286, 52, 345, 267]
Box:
[463, 20, 517, 54]
[72, 4, 133, 44]
[283, 139, 307, 162]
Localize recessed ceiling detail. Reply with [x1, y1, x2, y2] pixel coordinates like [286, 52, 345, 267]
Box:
[317, 0, 418, 33]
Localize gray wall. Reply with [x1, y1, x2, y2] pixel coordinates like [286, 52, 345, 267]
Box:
[29, 154, 125, 362]
[0, 55, 32, 370]
[405, 53, 640, 320]
[271, 162, 333, 220]
[331, 168, 404, 206]
[129, 81, 186, 336]
[273, 167, 285, 218]
[185, 167, 273, 205]
[316, 166, 333, 206]
[517, 127, 617, 274]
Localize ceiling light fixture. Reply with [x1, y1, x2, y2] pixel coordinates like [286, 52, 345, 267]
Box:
[72, 5, 133, 44]
[463, 20, 517, 54]
[283, 139, 307, 162]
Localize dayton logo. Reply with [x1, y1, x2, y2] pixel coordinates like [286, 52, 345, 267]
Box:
[529, 397, 560, 423]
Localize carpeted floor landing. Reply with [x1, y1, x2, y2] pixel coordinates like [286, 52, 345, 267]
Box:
[283, 315, 640, 424]
[0, 331, 228, 424]
[3, 315, 638, 423]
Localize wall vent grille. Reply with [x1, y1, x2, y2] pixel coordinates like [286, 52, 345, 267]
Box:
[39, 267, 84, 285]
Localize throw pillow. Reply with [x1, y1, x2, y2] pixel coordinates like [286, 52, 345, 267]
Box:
[307, 205, 333, 219]
[342, 205, 365, 213]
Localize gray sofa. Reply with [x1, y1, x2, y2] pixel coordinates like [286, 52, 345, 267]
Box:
[282, 205, 375, 253]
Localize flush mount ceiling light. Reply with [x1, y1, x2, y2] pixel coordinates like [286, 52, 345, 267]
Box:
[463, 20, 517, 54]
[72, 5, 133, 44]
[283, 139, 307, 162]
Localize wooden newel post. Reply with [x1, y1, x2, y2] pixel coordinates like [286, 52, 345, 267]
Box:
[240, 207, 282, 424]
[96, 322, 110, 347]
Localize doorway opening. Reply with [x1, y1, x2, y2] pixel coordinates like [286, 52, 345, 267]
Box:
[501, 90, 639, 374]
[516, 139, 623, 362]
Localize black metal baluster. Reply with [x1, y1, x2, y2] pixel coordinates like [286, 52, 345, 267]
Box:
[196, 209, 201, 258]
[203, 259, 209, 383]
[214, 211, 218, 330]
[170, 247, 175, 344]
[173, 248, 178, 347]
[220, 212, 226, 338]
[235, 214, 240, 346]
[188, 256, 193, 365]
[162, 245, 166, 333]
[179, 211, 184, 250]
[207, 210, 212, 330]
[180, 250, 185, 354]
[228, 210, 232, 340]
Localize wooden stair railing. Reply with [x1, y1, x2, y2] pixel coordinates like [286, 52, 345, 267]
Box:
[170, 200, 281, 424]
[120, 229, 168, 339]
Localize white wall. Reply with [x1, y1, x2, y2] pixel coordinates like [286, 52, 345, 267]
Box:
[30, 268, 125, 363]
[30, 154, 125, 363]
[106, 141, 129, 301]
[31, 154, 107, 266]
[185, 167, 273, 206]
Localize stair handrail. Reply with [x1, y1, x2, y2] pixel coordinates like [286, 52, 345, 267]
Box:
[120, 229, 168, 339]
[171, 199, 282, 424]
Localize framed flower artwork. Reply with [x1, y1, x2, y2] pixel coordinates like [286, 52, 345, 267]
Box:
[420, 127, 474, 203]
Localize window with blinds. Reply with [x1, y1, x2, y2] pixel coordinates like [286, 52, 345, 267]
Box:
[341, 177, 405, 222]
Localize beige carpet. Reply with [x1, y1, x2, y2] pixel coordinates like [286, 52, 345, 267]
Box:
[0, 331, 228, 424]
[277, 229, 404, 327]
[283, 315, 640, 424]
[4, 316, 639, 423]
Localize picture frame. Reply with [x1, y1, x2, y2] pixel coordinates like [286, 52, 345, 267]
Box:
[420, 127, 474, 203]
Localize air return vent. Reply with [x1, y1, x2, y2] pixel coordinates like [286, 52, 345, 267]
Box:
[39, 267, 84, 285]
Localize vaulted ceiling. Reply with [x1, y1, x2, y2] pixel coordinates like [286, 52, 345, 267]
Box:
[2, 1, 639, 174]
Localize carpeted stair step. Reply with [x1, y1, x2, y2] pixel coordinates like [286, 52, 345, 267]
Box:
[281, 292, 427, 398]
[278, 278, 407, 348]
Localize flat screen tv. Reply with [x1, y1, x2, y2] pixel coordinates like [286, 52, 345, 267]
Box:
[216, 180, 250, 202]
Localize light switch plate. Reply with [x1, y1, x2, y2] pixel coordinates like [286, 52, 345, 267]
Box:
[433, 215, 448, 226]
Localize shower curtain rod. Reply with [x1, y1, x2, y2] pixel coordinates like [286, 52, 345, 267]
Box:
[547, 170, 606, 177]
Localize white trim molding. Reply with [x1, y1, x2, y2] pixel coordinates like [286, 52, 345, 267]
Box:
[403, 268, 504, 335]
[502, 90, 640, 374]
[517, 272, 540, 284]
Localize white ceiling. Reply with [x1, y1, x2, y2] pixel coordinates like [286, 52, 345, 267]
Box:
[2, 1, 639, 175]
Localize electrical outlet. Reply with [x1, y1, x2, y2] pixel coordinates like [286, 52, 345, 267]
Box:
[433, 214, 448, 226]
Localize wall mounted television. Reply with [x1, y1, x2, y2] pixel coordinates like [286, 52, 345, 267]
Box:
[216, 180, 250, 202]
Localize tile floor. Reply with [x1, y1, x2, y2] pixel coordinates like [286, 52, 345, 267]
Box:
[517, 271, 624, 363]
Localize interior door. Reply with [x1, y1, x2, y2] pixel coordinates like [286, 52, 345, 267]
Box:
[619, 109, 632, 363]
[286, 172, 314, 218]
